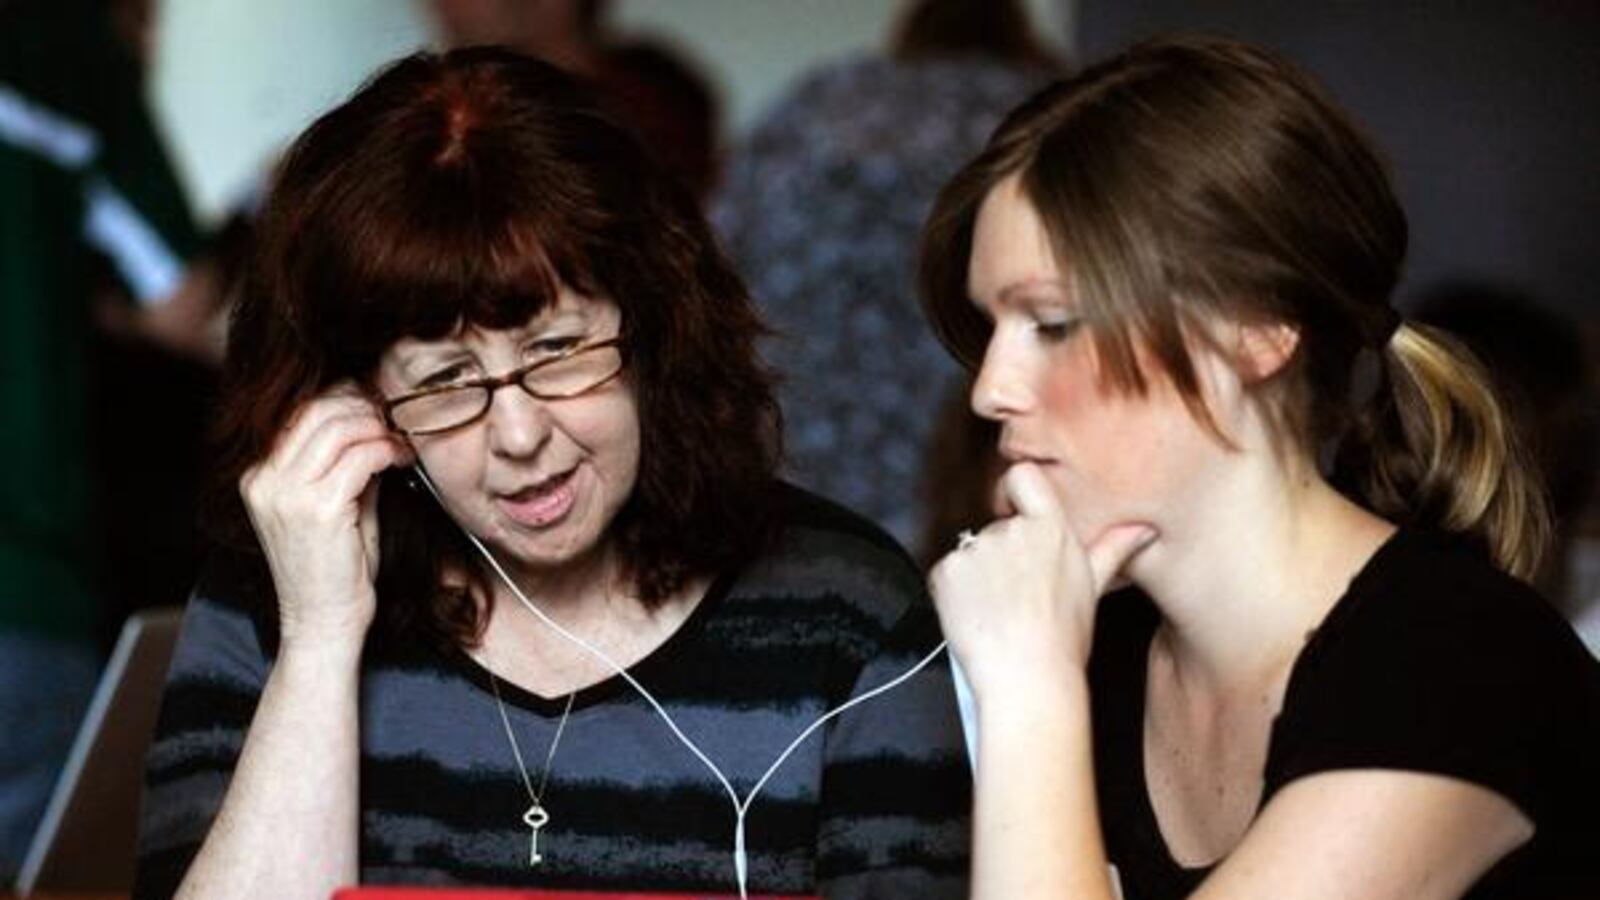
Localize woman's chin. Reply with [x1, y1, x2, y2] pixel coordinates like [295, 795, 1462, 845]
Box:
[490, 509, 614, 578]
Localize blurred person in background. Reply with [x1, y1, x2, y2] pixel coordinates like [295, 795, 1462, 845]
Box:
[424, 0, 721, 198]
[0, 0, 219, 882]
[713, 0, 1058, 547]
[88, 0, 238, 660]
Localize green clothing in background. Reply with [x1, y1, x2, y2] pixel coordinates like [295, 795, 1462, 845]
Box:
[0, 0, 200, 640]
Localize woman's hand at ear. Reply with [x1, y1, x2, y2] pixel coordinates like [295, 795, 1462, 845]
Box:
[180, 383, 409, 900]
[929, 462, 1155, 701]
[239, 383, 412, 650]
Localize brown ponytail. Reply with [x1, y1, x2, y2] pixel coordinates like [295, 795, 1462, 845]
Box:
[1337, 324, 1551, 580]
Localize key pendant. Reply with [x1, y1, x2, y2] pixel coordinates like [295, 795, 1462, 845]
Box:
[522, 803, 550, 866]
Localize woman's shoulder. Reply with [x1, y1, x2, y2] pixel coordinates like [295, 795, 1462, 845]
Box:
[1291, 527, 1600, 719]
[1330, 528, 1596, 674]
[150, 550, 280, 764]
[764, 479, 920, 557]
[772, 480, 916, 550]
[733, 481, 930, 626]
[1270, 527, 1600, 818]
[1266, 528, 1600, 891]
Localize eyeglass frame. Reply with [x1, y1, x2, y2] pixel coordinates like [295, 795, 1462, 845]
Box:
[380, 336, 627, 436]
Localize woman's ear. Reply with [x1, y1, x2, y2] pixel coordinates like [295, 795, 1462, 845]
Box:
[1232, 320, 1300, 384]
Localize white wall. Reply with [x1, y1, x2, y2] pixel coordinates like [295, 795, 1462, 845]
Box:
[150, 0, 433, 225]
[150, 1, 1072, 226]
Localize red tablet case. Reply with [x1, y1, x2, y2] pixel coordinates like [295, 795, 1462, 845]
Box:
[334, 883, 812, 890]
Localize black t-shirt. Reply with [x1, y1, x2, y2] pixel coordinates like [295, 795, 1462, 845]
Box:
[1089, 528, 1600, 899]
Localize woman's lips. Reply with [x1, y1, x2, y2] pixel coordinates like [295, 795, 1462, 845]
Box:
[496, 470, 577, 528]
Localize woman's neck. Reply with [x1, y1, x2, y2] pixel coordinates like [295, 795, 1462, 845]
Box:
[492, 540, 626, 625]
[471, 544, 709, 698]
[1135, 457, 1394, 698]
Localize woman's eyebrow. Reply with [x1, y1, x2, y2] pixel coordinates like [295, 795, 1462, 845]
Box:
[970, 279, 1073, 317]
[997, 278, 1072, 307]
[522, 307, 595, 337]
[393, 344, 471, 381]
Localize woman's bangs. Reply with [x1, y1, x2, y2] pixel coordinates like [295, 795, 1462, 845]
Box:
[344, 208, 576, 357]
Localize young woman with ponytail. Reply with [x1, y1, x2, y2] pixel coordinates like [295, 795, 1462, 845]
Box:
[920, 36, 1599, 899]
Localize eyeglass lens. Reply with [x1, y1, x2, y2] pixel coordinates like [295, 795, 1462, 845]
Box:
[389, 345, 622, 434]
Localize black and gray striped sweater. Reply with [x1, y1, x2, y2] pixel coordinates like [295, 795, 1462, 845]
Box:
[133, 486, 972, 898]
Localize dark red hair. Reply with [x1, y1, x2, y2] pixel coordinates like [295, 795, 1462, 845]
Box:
[211, 47, 781, 646]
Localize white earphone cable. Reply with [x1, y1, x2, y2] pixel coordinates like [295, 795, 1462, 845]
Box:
[411, 464, 949, 899]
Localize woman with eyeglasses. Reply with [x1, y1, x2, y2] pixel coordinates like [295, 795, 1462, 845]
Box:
[132, 48, 970, 900]
[921, 37, 1599, 900]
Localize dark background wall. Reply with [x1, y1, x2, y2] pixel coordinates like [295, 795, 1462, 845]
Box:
[1078, 1, 1599, 318]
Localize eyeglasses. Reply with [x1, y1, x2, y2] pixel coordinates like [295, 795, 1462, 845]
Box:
[382, 337, 625, 436]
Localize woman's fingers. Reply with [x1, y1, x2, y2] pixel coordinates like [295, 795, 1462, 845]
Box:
[998, 462, 1062, 522]
[244, 429, 398, 527]
[294, 412, 398, 486]
[994, 463, 1156, 593]
[235, 385, 409, 648]
[270, 401, 395, 485]
[358, 464, 384, 568]
[245, 386, 411, 519]
[265, 383, 374, 467]
[1084, 523, 1158, 595]
[322, 437, 406, 513]
[931, 462, 1160, 689]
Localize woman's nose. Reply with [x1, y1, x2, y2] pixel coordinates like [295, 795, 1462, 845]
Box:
[485, 383, 554, 458]
[971, 339, 1031, 421]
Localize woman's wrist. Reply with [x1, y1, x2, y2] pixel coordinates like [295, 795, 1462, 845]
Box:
[276, 627, 369, 673]
[975, 666, 1091, 734]
[276, 587, 376, 655]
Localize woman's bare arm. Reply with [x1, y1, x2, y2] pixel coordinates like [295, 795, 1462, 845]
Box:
[1193, 769, 1530, 900]
[969, 673, 1118, 900]
[175, 637, 365, 900]
[175, 387, 405, 899]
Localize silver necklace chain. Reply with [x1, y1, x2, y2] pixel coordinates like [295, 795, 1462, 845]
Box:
[487, 671, 575, 866]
